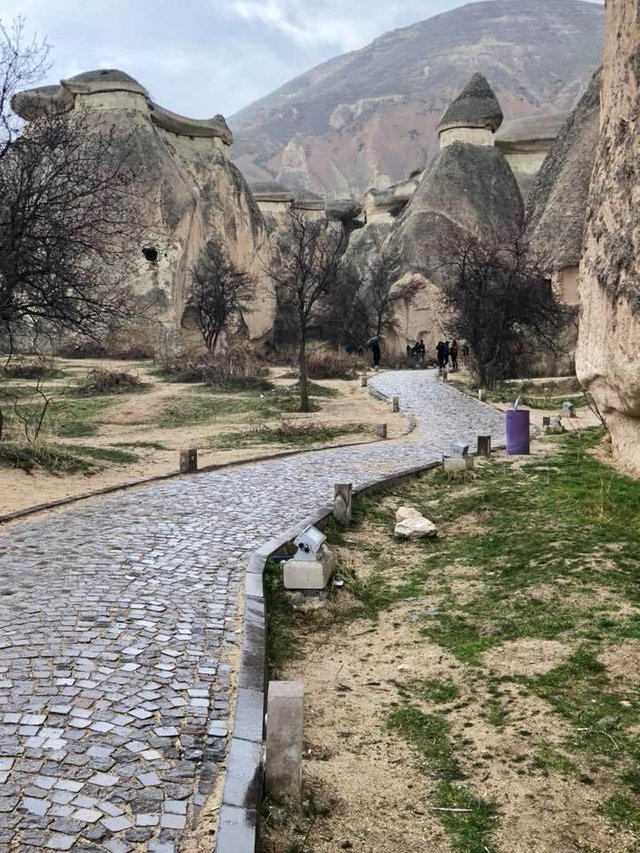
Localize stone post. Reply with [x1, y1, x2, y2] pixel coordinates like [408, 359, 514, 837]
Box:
[361, 373, 368, 387]
[376, 423, 388, 440]
[477, 435, 491, 457]
[442, 370, 448, 382]
[333, 483, 353, 526]
[391, 396, 400, 412]
[265, 681, 304, 801]
[179, 448, 198, 473]
[478, 389, 487, 402]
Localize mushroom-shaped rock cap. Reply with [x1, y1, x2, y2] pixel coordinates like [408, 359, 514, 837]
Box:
[62, 69, 149, 97]
[438, 73, 503, 135]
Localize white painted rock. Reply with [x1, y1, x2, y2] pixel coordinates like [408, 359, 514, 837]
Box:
[394, 516, 438, 539]
[395, 506, 422, 523]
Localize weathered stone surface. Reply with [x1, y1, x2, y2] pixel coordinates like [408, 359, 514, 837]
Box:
[577, 0, 640, 471]
[265, 682, 304, 800]
[13, 70, 274, 345]
[394, 515, 437, 539]
[395, 507, 422, 523]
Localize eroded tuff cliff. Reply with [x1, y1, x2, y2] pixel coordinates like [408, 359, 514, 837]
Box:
[231, 0, 604, 196]
[577, 0, 640, 470]
[12, 70, 274, 343]
[526, 70, 602, 271]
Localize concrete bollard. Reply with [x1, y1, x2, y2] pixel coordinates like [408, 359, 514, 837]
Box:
[266, 681, 304, 801]
[391, 396, 400, 413]
[361, 373, 368, 388]
[477, 435, 491, 457]
[179, 448, 198, 473]
[376, 423, 388, 440]
[333, 483, 353, 526]
[444, 455, 475, 473]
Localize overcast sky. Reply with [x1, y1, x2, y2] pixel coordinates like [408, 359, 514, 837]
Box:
[7, 0, 604, 120]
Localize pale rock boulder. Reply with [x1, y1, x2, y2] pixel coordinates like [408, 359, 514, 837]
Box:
[577, 0, 640, 471]
[394, 507, 437, 539]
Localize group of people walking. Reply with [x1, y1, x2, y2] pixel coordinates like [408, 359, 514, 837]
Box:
[436, 339, 459, 371]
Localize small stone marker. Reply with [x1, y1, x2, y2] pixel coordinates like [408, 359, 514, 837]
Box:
[333, 483, 353, 526]
[361, 373, 368, 387]
[179, 448, 198, 473]
[442, 370, 448, 382]
[391, 396, 400, 412]
[376, 423, 388, 439]
[479, 389, 487, 402]
[444, 455, 475, 473]
[266, 681, 304, 801]
[477, 435, 491, 456]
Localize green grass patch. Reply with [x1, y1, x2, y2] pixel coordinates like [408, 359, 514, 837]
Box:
[388, 705, 498, 850]
[0, 441, 93, 473]
[434, 780, 499, 853]
[388, 706, 461, 780]
[264, 561, 299, 680]
[111, 440, 168, 450]
[532, 742, 578, 778]
[3, 398, 111, 439]
[59, 444, 139, 465]
[406, 678, 461, 705]
[599, 793, 640, 832]
[210, 420, 367, 451]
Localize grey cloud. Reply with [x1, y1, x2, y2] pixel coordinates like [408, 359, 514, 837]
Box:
[6, 0, 605, 118]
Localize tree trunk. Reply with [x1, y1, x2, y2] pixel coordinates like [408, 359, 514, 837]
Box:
[298, 332, 309, 412]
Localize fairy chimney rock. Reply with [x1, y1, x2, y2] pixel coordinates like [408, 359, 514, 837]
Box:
[438, 73, 504, 149]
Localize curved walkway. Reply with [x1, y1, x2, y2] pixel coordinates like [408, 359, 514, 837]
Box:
[0, 371, 502, 852]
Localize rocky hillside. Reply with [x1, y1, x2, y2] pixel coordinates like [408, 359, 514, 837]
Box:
[230, 0, 604, 196]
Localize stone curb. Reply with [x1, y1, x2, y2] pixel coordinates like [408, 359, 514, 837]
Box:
[215, 462, 442, 853]
[215, 381, 505, 851]
[0, 409, 417, 527]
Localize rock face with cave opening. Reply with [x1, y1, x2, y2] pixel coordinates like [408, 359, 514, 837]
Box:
[577, 0, 640, 471]
[12, 69, 275, 346]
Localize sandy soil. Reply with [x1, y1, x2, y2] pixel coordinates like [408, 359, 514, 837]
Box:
[264, 453, 637, 853]
[0, 360, 407, 517]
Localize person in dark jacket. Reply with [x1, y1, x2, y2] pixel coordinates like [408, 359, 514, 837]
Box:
[367, 336, 381, 368]
[450, 339, 459, 371]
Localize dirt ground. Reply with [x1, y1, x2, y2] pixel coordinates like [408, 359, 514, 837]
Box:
[263, 441, 640, 853]
[0, 359, 408, 516]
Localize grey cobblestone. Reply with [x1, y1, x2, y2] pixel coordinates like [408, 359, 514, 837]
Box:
[0, 371, 502, 850]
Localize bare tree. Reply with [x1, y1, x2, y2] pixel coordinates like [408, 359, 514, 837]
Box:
[189, 236, 254, 352]
[322, 252, 421, 350]
[0, 110, 145, 352]
[364, 252, 421, 337]
[321, 261, 371, 350]
[437, 228, 569, 387]
[0, 17, 50, 156]
[265, 208, 346, 411]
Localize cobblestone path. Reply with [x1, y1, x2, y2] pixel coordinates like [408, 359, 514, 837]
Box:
[0, 371, 503, 852]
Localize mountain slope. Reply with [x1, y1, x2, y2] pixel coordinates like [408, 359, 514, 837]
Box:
[229, 0, 604, 196]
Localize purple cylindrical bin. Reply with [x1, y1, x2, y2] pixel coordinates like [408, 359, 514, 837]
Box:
[505, 399, 530, 455]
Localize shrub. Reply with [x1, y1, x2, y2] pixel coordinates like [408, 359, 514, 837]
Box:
[0, 440, 93, 473]
[2, 357, 61, 380]
[305, 350, 359, 380]
[156, 348, 273, 392]
[72, 369, 144, 396]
